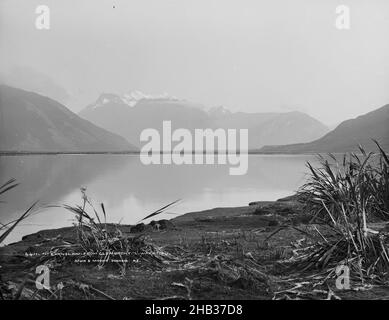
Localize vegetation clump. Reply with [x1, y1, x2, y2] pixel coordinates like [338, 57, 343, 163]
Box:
[285, 142, 389, 290]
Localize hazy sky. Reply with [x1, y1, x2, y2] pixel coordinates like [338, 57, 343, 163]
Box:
[1, 0, 389, 125]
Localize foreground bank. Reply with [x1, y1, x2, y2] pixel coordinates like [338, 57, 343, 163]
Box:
[1, 196, 388, 300]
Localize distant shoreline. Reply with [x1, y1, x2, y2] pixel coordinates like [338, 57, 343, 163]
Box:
[0, 151, 140, 156]
[0, 150, 325, 156]
[0, 150, 370, 156]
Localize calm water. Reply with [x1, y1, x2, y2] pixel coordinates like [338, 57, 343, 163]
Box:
[0, 154, 318, 243]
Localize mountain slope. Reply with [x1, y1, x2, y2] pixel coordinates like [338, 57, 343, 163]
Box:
[79, 93, 328, 149]
[0, 86, 136, 152]
[0, 66, 71, 105]
[260, 104, 389, 153]
[212, 111, 328, 148]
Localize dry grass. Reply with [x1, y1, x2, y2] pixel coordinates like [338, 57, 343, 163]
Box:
[0, 178, 40, 300]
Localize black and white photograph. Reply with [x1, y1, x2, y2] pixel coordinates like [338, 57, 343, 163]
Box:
[0, 0, 389, 307]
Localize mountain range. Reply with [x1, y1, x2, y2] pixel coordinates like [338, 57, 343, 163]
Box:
[2, 85, 386, 154]
[0, 86, 136, 152]
[79, 93, 329, 149]
[259, 104, 389, 153]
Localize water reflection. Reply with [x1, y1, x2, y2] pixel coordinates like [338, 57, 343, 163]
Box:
[0, 154, 317, 243]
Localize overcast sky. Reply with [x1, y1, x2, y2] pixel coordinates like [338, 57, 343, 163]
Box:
[1, 0, 389, 125]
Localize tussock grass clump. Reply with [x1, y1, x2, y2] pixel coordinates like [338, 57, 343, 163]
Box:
[289, 143, 389, 285]
[298, 141, 389, 224]
[57, 188, 179, 272]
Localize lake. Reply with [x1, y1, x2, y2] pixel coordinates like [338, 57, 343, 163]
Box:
[0, 154, 319, 243]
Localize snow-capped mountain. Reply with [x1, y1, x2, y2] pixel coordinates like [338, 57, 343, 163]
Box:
[122, 91, 179, 106]
[86, 91, 180, 111]
[206, 105, 232, 118]
[79, 92, 329, 149]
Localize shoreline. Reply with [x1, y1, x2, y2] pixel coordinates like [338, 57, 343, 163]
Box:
[1, 197, 387, 300]
[3, 200, 278, 246]
[0, 151, 335, 156]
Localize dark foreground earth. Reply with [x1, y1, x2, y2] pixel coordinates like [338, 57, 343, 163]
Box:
[1, 197, 389, 300]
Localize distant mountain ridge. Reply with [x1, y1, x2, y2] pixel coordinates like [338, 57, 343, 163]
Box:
[259, 104, 389, 153]
[0, 86, 137, 152]
[211, 110, 329, 148]
[79, 92, 329, 149]
[0, 66, 71, 105]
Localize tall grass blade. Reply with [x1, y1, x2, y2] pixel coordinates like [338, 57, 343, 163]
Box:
[0, 201, 38, 244]
[139, 199, 181, 222]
